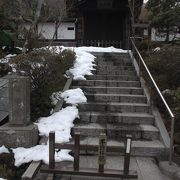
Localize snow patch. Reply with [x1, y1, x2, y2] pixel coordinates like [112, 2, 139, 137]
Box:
[0, 54, 17, 63]
[12, 145, 73, 167]
[45, 45, 128, 80]
[0, 145, 9, 154]
[13, 106, 78, 166]
[61, 88, 87, 105]
[36, 106, 79, 143]
[153, 47, 161, 52]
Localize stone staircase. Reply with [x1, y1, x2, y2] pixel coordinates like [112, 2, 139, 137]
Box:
[71, 52, 167, 157]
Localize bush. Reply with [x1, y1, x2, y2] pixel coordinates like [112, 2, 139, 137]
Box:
[11, 48, 75, 121]
[142, 44, 180, 132]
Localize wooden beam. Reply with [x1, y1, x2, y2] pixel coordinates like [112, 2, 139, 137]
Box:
[40, 167, 138, 179]
[49, 131, 55, 169]
[74, 132, 80, 171]
[22, 161, 41, 180]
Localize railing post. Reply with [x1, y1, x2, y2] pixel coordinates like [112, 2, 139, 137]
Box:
[124, 134, 132, 175]
[74, 132, 80, 171]
[169, 116, 175, 165]
[98, 133, 107, 173]
[49, 131, 55, 169]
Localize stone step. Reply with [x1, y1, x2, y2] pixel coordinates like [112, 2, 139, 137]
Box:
[73, 80, 141, 87]
[96, 65, 134, 71]
[92, 52, 129, 57]
[72, 123, 159, 140]
[72, 86, 144, 95]
[86, 93, 147, 103]
[95, 61, 132, 66]
[78, 112, 154, 125]
[78, 102, 151, 113]
[85, 75, 138, 81]
[92, 69, 137, 75]
[67, 137, 165, 156]
[0, 97, 8, 111]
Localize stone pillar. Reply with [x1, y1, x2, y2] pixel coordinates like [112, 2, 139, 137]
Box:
[8, 75, 30, 126]
[0, 75, 38, 148]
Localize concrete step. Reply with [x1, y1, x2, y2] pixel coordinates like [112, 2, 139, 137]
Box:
[78, 102, 151, 113]
[54, 156, 169, 180]
[86, 93, 147, 103]
[85, 75, 138, 81]
[72, 86, 144, 95]
[0, 97, 8, 111]
[67, 137, 165, 156]
[78, 112, 154, 125]
[73, 80, 141, 87]
[96, 65, 134, 71]
[72, 123, 159, 140]
[92, 69, 137, 75]
[92, 52, 130, 58]
[95, 61, 132, 66]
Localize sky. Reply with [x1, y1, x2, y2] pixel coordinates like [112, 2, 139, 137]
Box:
[144, 0, 149, 3]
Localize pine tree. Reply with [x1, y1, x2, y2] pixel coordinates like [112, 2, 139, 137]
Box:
[147, 0, 180, 42]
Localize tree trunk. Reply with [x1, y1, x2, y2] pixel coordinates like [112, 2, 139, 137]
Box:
[165, 26, 170, 43]
[22, 0, 44, 53]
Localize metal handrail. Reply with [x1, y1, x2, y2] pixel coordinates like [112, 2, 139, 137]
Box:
[129, 37, 175, 165]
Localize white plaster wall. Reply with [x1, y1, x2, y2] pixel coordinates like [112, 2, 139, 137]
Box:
[57, 23, 75, 40]
[151, 28, 180, 42]
[19, 22, 75, 40]
[38, 23, 55, 40]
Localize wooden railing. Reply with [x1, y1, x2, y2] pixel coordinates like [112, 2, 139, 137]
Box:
[77, 39, 122, 48]
[40, 132, 138, 179]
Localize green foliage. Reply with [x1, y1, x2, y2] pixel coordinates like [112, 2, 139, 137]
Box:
[144, 45, 180, 89]
[147, 0, 180, 41]
[11, 48, 75, 121]
[143, 44, 180, 131]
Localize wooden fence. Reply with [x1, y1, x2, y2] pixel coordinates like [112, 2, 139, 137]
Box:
[77, 40, 122, 48]
[40, 132, 138, 180]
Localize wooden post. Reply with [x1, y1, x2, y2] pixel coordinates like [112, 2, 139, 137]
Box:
[49, 131, 55, 169]
[123, 134, 132, 175]
[98, 133, 107, 173]
[74, 132, 80, 171]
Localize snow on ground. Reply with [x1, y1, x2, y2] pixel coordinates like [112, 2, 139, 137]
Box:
[69, 49, 96, 80]
[12, 145, 73, 167]
[0, 54, 17, 63]
[11, 46, 127, 167]
[76, 46, 128, 53]
[44, 46, 128, 80]
[0, 145, 9, 154]
[70, 46, 128, 80]
[12, 105, 79, 166]
[61, 88, 87, 105]
[0, 178, 7, 180]
[36, 106, 79, 143]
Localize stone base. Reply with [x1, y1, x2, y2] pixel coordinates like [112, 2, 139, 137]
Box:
[159, 161, 180, 180]
[0, 123, 38, 148]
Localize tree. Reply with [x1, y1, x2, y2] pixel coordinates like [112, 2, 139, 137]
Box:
[147, 0, 180, 42]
